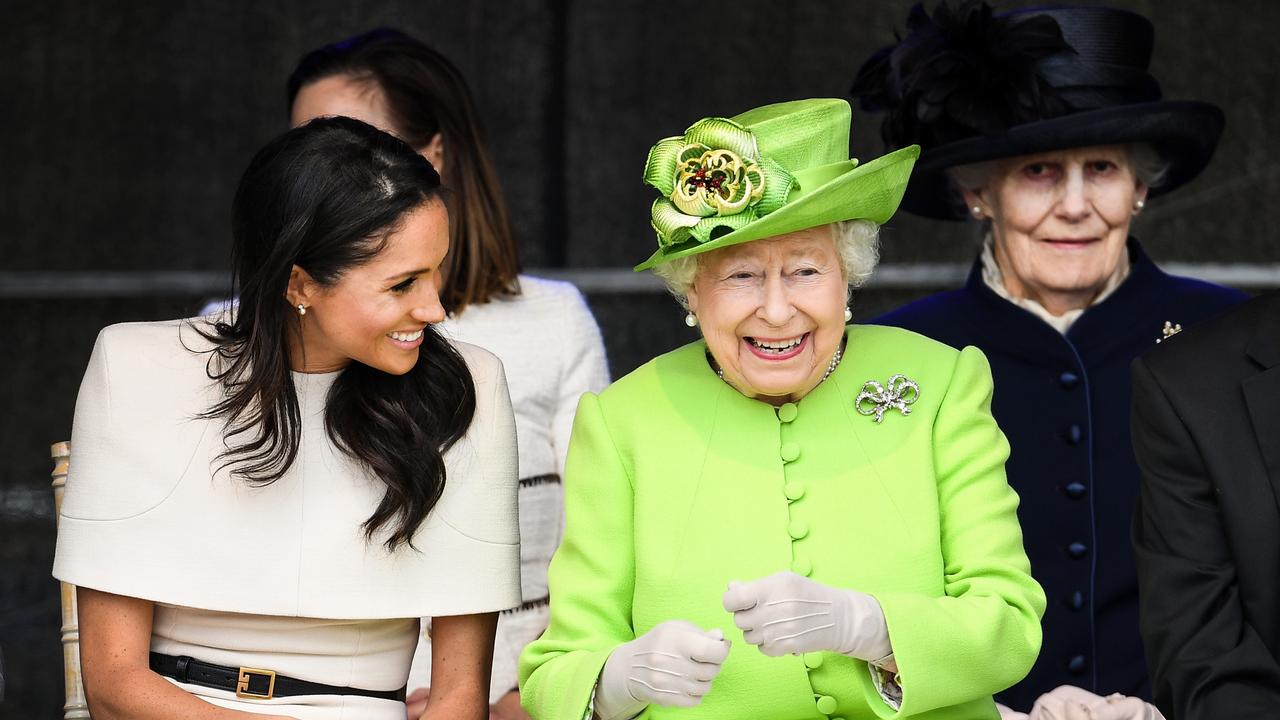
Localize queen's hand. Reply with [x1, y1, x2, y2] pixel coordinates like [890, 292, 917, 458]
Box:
[593, 620, 731, 720]
[723, 572, 892, 663]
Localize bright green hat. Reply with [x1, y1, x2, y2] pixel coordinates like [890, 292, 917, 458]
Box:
[634, 98, 920, 271]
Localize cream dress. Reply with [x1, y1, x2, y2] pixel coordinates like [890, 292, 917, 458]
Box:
[52, 319, 520, 719]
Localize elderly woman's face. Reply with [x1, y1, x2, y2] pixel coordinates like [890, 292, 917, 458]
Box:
[686, 227, 847, 405]
[965, 144, 1146, 314]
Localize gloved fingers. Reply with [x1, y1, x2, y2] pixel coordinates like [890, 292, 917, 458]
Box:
[722, 580, 759, 613]
[995, 702, 1030, 720]
[681, 632, 731, 666]
[625, 664, 715, 707]
[1063, 702, 1097, 720]
[755, 625, 832, 657]
[1039, 686, 1107, 705]
[1091, 696, 1161, 720]
[723, 571, 814, 608]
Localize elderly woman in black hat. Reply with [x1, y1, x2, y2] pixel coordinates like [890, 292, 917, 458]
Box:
[851, 3, 1246, 719]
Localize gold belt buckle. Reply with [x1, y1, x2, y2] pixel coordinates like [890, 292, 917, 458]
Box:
[235, 666, 277, 699]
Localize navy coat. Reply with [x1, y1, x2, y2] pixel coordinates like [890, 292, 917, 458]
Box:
[873, 240, 1246, 710]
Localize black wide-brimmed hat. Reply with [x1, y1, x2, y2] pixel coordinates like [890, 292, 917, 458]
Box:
[850, 2, 1224, 220]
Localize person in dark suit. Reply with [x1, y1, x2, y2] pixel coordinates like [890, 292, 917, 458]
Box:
[1131, 291, 1280, 720]
[850, 3, 1246, 716]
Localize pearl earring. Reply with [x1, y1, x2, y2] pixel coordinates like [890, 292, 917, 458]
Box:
[685, 312, 697, 327]
[844, 308, 853, 323]
[971, 205, 983, 218]
[1133, 198, 1146, 213]
[297, 304, 307, 316]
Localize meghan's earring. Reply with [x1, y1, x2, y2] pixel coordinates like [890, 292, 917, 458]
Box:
[685, 312, 698, 327]
[844, 308, 853, 323]
[1133, 198, 1146, 214]
[297, 304, 308, 317]
[971, 205, 983, 219]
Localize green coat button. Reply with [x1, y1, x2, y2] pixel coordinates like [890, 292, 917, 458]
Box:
[816, 695, 838, 714]
[803, 652, 824, 669]
[788, 520, 809, 539]
[784, 481, 805, 501]
[778, 402, 798, 423]
[780, 442, 800, 462]
[791, 556, 812, 576]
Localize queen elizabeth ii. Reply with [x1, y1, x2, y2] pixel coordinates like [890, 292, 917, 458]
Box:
[519, 98, 1045, 719]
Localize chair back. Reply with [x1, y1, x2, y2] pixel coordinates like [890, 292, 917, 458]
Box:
[51, 441, 90, 719]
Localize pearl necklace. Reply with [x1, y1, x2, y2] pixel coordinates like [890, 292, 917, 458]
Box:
[715, 344, 845, 386]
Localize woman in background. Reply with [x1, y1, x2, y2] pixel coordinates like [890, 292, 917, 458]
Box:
[55, 117, 518, 720]
[851, 3, 1245, 717]
[288, 29, 609, 720]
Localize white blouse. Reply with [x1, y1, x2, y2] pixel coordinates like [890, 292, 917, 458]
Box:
[408, 275, 611, 701]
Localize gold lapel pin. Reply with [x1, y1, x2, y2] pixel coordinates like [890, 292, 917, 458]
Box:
[1156, 321, 1182, 343]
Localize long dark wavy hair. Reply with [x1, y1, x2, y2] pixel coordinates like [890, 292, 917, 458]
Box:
[200, 116, 476, 551]
[287, 28, 520, 314]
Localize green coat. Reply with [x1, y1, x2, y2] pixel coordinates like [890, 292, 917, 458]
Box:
[519, 325, 1045, 719]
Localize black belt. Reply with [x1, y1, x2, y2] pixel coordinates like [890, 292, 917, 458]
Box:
[149, 652, 406, 702]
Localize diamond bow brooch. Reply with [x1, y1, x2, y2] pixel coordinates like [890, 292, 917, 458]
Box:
[855, 375, 920, 424]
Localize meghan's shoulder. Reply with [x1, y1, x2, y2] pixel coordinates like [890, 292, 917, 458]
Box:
[90, 318, 217, 376]
[449, 339, 505, 383]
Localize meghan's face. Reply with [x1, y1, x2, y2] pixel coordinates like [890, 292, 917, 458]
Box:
[966, 144, 1146, 313]
[685, 226, 848, 405]
[291, 200, 449, 375]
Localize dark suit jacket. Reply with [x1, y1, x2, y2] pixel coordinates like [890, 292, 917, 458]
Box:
[1131, 290, 1280, 719]
[875, 240, 1246, 709]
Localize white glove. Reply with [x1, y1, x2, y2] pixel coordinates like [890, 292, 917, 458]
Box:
[721, 571, 891, 661]
[1030, 685, 1165, 720]
[997, 702, 1031, 720]
[593, 620, 731, 720]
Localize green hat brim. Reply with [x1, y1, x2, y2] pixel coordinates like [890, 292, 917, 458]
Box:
[634, 144, 920, 272]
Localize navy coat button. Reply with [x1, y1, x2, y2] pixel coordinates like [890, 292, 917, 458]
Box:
[1067, 542, 1088, 558]
[1067, 655, 1087, 674]
[1062, 482, 1087, 499]
[1067, 591, 1084, 610]
[1059, 371, 1080, 388]
[1065, 424, 1083, 445]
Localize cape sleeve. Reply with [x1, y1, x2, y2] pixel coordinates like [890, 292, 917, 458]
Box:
[518, 392, 635, 719]
[860, 345, 1046, 717]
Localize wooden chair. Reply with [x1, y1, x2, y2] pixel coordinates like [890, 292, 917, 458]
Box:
[51, 441, 91, 719]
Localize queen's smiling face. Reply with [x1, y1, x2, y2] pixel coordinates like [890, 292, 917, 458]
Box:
[685, 225, 848, 405]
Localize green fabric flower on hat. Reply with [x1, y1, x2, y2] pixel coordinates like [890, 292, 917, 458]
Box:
[643, 117, 795, 248]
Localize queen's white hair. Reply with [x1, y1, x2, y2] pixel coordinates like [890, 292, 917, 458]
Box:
[650, 220, 880, 310]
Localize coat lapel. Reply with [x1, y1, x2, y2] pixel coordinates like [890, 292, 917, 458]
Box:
[1243, 296, 1280, 514]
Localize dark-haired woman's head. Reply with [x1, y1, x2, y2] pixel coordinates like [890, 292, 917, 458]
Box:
[206, 116, 476, 550]
[287, 28, 519, 314]
[233, 115, 447, 375]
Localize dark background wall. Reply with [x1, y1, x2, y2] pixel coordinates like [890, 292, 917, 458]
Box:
[3, 1, 1278, 717]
